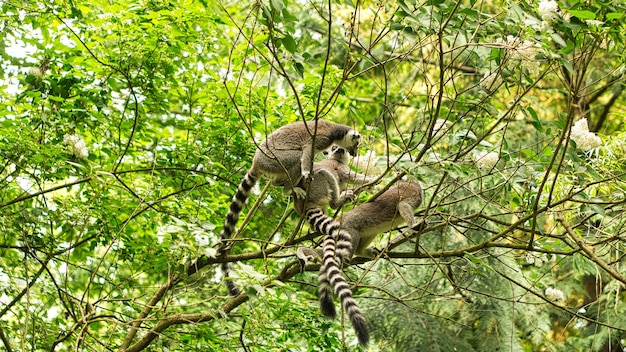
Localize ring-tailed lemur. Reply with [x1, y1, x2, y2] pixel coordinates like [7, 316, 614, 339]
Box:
[318, 181, 423, 345]
[218, 119, 361, 296]
[294, 146, 375, 262]
[297, 146, 376, 265]
[293, 145, 376, 346]
[339, 181, 423, 258]
[293, 145, 376, 215]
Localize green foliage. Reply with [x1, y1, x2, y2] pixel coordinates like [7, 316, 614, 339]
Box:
[1, 0, 626, 351]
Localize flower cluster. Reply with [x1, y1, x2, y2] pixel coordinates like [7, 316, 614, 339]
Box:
[28, 67, 44, 78]
[479, 70, 504, 92]
[538, 0, 560, 22]
[570, 118, 601, 151]
[525, 252, 549, 267]
[474, 151, 500, 170]
[545, 287, 565, 302]
[585, 19, 604, 27]
[63, 134, 89, 159]
[496, 35, 543, 74]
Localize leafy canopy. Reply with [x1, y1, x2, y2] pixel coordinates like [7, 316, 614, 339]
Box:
[1, 0, 625, 351]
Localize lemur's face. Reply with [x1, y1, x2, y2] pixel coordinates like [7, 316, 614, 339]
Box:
[337, 129, 360, 156]
[324, 145, 349, 164]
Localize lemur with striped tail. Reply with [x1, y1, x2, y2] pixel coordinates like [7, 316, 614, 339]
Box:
[317, 181, 423, 345]
[339, 181, 423, 258]
[294, 145, 375, 346]
[217, 119, 361, 296]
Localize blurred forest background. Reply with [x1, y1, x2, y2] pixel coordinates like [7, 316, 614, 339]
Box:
[1, 0, 625, 350]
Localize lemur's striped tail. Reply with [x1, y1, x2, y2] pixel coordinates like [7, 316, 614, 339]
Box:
[220, 170, 258, 296]
[319, 234, 369, 346]
[318, 235, 336, 319]
[305, 206, 368, 344]
[304, 208, 353, 262]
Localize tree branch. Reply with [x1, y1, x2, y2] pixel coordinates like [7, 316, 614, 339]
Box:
[120, 263, 304, 352]
[559, 217, 626, 286]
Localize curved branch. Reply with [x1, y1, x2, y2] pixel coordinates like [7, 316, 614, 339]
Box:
[559, 217, 626, 286]
[0, 177, 91, 209]
[0, 254, 51, 318]
[119, 276, 182, 350]
[120, 263, 303, 352]
[592, 85, 622, 132]
[0, 324, 12, 352]
[0, 167, 223, 211]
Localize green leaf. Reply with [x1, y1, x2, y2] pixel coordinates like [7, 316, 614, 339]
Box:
[48, 95, 65, 102]
[559, 39, 575, 55]
[549, 32, 567, 47]
[490, 47, 503, 64]
[282, 35, 297, 53]
[606, 12, 624, 20]
[590, 202, 606, 216]
[568, 10, 596, 20]
[559, 57, 575, 75]
[282, 10, 296, 23]
[458, 8, 478, 16]
[525, 106, 543, 132]
[466, 253, 481, 264]
[270, 0, 284, 13]
[397, 0, 414, 16]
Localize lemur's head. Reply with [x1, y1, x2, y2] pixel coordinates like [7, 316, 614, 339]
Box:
[337, 129, 360, 156]
[323, 145, 350, 164]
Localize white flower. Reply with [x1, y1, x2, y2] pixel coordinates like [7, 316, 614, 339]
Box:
[570, 118, 601, 151]
[538, 0, 560, 21]
[28, 67, 43, 78]
[63, 134, 80, 145]
[523, 60, 541, 75]
[474, 151, 499, 169]
[537, 20, 552, 32]
[479, 71, 503, 91]
[545, 287, 565, 302]
[525, 252, 549, 267]
[572, 118, 591, 133]
[585, 20, 604, 27]
[509, 38, 541, 60]
[495, 36, 543, 74]
[63, 134, 89, 159]
[576, 134, 602, 151]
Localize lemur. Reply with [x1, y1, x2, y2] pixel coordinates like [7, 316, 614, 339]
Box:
[296, 146, 378, 266]
[293, 145, 376, 215]
[293, 145, 376, 346]
[339, 181, 423, 258]
[218, 119, 361, 296]
[317, 181, 423, 345]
